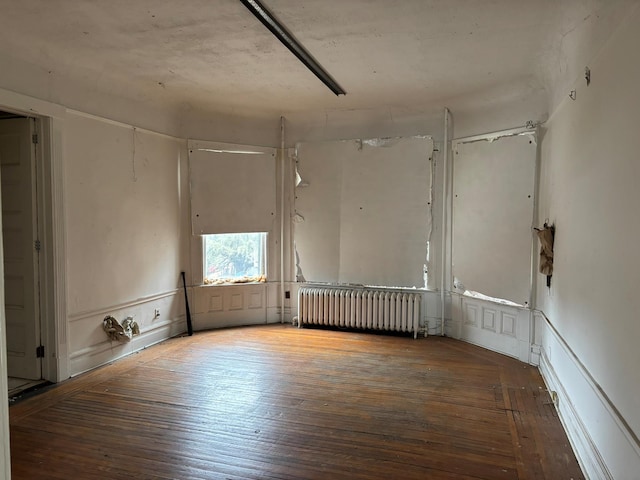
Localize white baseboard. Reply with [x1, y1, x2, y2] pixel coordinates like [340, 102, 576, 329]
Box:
[539, 351, 612, 479]
[538, 317, 640, 480]
[67, 291, 186, 376]
[69, 318, 185, 376]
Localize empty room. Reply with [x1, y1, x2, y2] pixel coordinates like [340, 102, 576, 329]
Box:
[1, 0, 639, 478]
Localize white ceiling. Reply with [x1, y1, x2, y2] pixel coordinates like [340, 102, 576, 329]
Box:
[0, 0, 636, 126]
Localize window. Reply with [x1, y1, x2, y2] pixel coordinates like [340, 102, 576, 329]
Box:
[203, 233, 267, 284]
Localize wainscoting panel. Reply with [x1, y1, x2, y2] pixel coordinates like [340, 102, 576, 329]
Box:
[451, 294, 531, 363]
[464, 302, 479, 327]
[482, 308, 497, 332]
[209, 295, 223, 312]
[194, 284, 267, 330]
[501, 311, 517, 337]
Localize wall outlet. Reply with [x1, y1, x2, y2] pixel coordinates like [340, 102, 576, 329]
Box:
[154, 308, 160, 318]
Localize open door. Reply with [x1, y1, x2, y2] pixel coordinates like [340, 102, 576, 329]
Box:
[0, 117, 41, 380]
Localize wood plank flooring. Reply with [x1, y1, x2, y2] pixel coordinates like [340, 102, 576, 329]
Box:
[9, 325, 583, 479]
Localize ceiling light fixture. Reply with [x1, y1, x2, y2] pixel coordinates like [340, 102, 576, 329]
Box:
[239, 0, 346, 96]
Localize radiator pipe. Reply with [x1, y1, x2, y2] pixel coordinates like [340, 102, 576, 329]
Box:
[280, 116, 286, 323]
[440, 108, 450, 336]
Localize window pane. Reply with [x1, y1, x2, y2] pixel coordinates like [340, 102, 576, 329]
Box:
[203, 233, 267, 284]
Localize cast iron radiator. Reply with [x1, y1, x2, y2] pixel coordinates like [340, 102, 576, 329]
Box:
[297, 286, 421, 338]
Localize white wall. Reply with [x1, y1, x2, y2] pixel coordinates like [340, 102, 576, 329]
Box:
[452, 133, 537, 306]
[0, 50, 182, 139]
[0, 188, 10, 479]
[294, 136, 433, 288]
[63, 111, 189, 375]
[536, 4, 640, 477]
[1, 7, 635, 478]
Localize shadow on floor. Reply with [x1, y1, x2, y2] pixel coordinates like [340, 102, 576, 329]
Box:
[8, 378, 54, 406]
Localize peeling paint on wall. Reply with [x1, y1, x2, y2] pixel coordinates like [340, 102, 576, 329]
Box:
[294, 243, 306, 283]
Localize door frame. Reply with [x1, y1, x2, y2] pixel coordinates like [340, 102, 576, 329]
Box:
[36, 115, 69, 382]
[0, 89, 68, 480]
[0, 89, 69, 384]
[1, 116, 44, 379]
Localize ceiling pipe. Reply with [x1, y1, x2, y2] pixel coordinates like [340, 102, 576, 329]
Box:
[239, 0, 346, 96]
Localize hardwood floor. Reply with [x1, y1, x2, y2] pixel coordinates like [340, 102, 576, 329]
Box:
[9, 325, 583, 479]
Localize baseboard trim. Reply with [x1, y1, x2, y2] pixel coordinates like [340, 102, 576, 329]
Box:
[539, 350, 613, 480]
[538, 313, 640, 479]
[69, 318, 184, 376]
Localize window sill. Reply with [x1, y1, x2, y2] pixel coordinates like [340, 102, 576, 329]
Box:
[202, 278, 267, 287]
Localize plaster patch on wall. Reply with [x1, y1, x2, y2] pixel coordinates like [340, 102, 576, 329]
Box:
[360, 135, 432, 149]
[360, 137, 397, 148]
[294, 135, 433, 288]
[460, 128, 537, 145]
[188, 140, 276, 234]
[452, 132, 536, 305]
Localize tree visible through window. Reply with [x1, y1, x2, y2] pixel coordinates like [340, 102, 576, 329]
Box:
[203, 233, 267, 284]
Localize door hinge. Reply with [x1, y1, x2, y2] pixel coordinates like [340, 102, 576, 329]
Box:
[36, 345, 45, 358]
[32, 133, 38, 144]
[34, 239, 41, 251]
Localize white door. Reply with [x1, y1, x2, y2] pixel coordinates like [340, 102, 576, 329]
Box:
[0, 117, 41, 380]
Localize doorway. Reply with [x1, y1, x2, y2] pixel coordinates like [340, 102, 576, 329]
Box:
[0, 111, 45, 397]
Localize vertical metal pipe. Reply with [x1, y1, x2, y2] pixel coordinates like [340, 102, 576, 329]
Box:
[280, 116, 286, 323]
[529, 126, 541, 311]
[528, 126, 542, 361]
[440, 108, 450, 336]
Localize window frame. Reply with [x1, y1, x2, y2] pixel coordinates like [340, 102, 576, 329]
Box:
[201, 232, 268, 285]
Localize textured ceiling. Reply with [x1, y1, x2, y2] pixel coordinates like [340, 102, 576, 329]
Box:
[0, 0, 635, 122]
